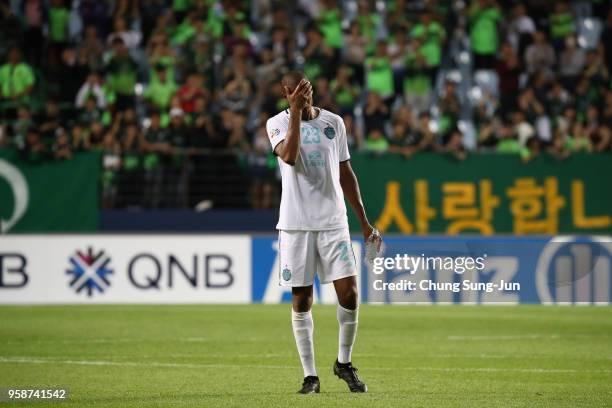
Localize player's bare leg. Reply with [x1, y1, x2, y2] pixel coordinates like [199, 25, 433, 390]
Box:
[291, 286, 320, 394]
[332, 276, 367, 392]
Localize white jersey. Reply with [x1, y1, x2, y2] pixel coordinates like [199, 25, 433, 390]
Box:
[266, 108, 350, 231]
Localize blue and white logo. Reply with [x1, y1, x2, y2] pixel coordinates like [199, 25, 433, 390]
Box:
[536, 236, 612, 305]
[66, 247, 114, 297]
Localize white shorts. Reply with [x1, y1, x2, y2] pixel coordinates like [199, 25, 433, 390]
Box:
[278, 228, 358, 287]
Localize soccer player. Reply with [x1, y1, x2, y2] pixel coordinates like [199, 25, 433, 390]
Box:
[266, 71, 380, 394]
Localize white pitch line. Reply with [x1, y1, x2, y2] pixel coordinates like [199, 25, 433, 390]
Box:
[0, 337, 214, 345]
[6, 334, 604, 345]
[0, 337, 276, 345]
[1, 356, 610, 375]
[0, 356, 288, 370]
[446, 334, 602, 341]
[414, 366, 612, 374]
[0, 352, 604, 361]
[100, 353, 292, 359]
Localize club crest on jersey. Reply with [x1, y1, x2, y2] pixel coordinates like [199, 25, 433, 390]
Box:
[282, 267, 291, 281]
[324, 126, 335, 139]
[269, 128, 280, 139]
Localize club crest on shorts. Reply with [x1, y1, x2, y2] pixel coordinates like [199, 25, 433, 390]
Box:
[324, 126, 335, 139]
[282, 266, 292, 281]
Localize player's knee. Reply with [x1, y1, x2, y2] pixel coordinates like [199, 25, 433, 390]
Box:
[339, 286, 358, 310]
[293, 298, 312, 312]
[292, 288, 313, 312]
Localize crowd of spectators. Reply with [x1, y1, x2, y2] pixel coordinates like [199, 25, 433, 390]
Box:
[0, 0, 610, 207]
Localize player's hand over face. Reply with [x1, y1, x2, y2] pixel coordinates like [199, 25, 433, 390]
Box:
[286, 79, 312, 110]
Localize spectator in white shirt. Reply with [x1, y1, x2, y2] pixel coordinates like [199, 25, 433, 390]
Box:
[107, 16, 141, 49]
[75, 72, 107, 108]
[524, 30, 556, 75]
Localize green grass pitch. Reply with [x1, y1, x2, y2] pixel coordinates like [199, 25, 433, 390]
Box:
[0, 305, 611, 407]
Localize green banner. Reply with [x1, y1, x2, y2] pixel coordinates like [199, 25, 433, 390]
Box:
[0, 150, 100, 232]
[349, 153, 612, 235]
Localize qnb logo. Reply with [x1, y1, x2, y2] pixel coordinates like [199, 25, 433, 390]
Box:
[66, 247, 114, 297]
[536, 236, 612, 305]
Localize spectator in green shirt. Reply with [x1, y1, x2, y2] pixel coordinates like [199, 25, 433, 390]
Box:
[550, 2, 576, 51]
[204, 4, 225, 39]
[49, 0, 70, 44]
[224, 5, 251, 39]
[172, 0, 191, 22]
[566, 122, 593, 153]
[0, 47, 35, 102]
[171, 11, 200, 46]
[404, 39, 432, 112]
[469, 0, 502, 70]
[366, 41, 394, 99]
[357, 0, 380, 54]
[144, 64, 178, 110]
[330, 66, 360, 115]
[302, 24, 335, 80]
[364, 129, 389, 154]
[106, 38, 139, 109]
[496, 122, 531, 159]
[318, 0, 344, 49]
[47, 0, 71, 69]
[410, 10, 446, 86]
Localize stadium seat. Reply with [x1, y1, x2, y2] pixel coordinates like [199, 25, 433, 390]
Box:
[458, 119, 477, 150]
[473, 70, 499, 99]
[577, 18, 603, 50]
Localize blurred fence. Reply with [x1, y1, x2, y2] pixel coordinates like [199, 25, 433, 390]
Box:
[0, 149, 274, 232]
[1, 149, 611, 234]
[101, 149, 265, 210]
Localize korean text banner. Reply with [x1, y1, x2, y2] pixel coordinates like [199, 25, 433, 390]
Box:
[349, 153, 611, 235]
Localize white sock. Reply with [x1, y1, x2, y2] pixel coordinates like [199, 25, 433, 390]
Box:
[292, 309, 317, 377]
[337, 305, 359, 364]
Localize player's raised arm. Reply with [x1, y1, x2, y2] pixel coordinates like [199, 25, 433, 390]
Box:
[274, 79, 312, 166]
